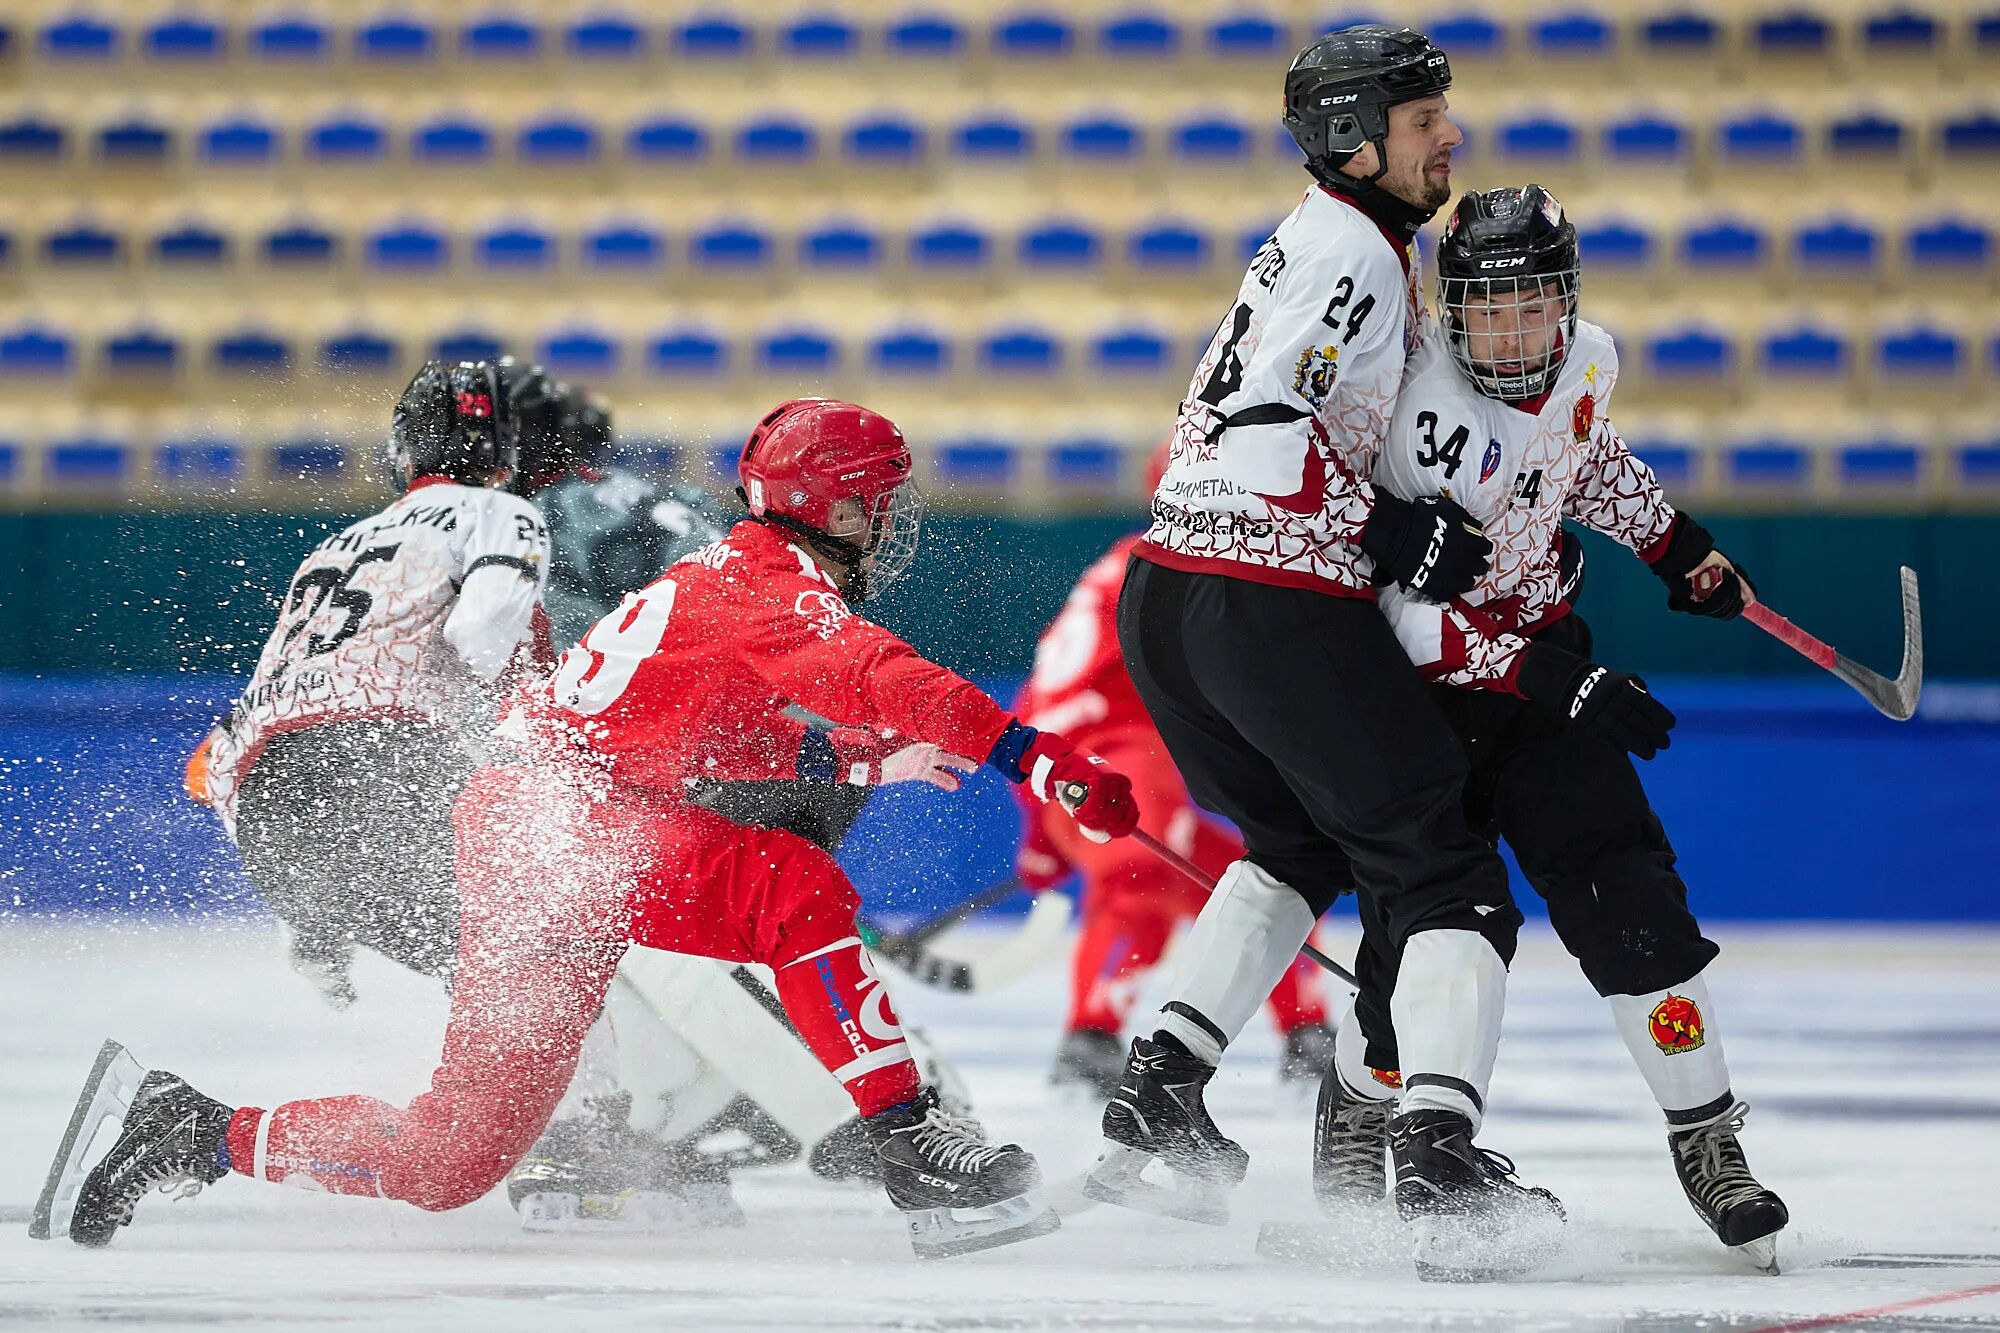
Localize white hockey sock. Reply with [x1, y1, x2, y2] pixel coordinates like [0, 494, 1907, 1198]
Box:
[1392, 929, 1506, 1131]
[1608, 969, 1732, 1117]
[550, 1006, 624, 1120]
[1334, 1003, 1397, 1103]
[1153, 859, 1317, 1067]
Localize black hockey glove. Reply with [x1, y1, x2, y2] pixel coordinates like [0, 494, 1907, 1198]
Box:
[1516, 642, 1677, 761]
[1358, 492, 1492, 601]
[1647, 516, 1755, 620]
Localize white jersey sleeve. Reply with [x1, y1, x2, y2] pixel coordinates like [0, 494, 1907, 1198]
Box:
[444, 490, 550, 681]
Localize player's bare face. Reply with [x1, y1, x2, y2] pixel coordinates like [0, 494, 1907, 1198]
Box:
[1459, 281, 1564, 381]
[1381, 97, 1461, 211]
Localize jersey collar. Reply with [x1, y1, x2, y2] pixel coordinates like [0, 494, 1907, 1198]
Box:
[1316, 185, 1416, 273]
[405, 475, 458, 493]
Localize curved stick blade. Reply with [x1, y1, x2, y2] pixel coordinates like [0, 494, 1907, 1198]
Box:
[1832, 566, 1923, 721]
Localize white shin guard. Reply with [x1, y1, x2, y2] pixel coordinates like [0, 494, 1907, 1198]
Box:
[1391, 929, 1506, 1130]
[1333, 1003, 1397, 1103]
[1153, 859, 1317, 1066]
[1608, 970, 1732, 1116]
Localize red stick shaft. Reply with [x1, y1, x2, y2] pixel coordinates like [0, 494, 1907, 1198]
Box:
[1744, 601, 1837, 670]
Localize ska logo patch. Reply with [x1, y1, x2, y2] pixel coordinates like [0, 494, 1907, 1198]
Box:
[1648, 993, 1706, 1056]
[794, 588, 851, 641]
[1571, 392, 1597, 444]
[1370, 1067, 1403, 1090]
[1292, 344, 1340, 409]
[1478, 438, 1503, 483]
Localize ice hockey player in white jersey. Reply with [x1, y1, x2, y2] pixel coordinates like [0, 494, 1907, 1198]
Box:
[199, 360, 549, 996]
[1314, 184, 1788, 1271]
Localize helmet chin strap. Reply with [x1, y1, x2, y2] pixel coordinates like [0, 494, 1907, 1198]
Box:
[1314, 142, 1439, 245]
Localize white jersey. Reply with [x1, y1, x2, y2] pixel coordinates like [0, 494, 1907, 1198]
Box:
[1377, 316, 1678, 690]
[206, 481, 550, 836]
[1137, 184, 1425, 597]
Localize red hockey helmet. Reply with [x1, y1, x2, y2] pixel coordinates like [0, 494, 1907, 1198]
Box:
[738, 398, 924, 598]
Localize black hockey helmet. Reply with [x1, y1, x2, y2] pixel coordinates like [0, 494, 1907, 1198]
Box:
[388, 359, 519, 489]
[559, 386, 613, 473]
[495, 356, 567, 490]
[1435, 184, 1581, 402]
[1283, 25, 1451, 187]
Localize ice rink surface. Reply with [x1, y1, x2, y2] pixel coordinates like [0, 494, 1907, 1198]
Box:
[6, 918, 2000, 1332]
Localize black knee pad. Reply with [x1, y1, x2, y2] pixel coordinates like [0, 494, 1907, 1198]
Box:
[1244, 849, 1352, 917]
[1541, 854, 1718, 997]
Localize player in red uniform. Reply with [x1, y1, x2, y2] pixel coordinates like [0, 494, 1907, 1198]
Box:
[48, 399, 1139, 1261]
[1015, 455, 1333, 1096]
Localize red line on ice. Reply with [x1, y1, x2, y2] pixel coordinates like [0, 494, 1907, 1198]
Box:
[1746, 1281, 2000, 1332]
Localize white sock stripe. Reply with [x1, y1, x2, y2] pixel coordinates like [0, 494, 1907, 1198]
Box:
[780, 936, 864, 968]
[1029, 754, 1055, 800]
[252, 1110, 272, 1182]
[832, 1042, 911, 1084]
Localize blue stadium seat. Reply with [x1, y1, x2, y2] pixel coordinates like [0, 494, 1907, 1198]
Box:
[1092, 326, 1172, 376]
[1875, 326, 1963, 378]
[1063, 115, 1142, 160]
[1172, 116, 1251, 162]
[0, 117, 65, 161]
[519, 116, 599, 163]
[800, 220, 881, 269]
[211, 330, 292, 377]
[0, 443, 17, 486]
[845, 116, 925, 164]
[0, 325, 75, 376]
[886, 15, 965, 57]
[1206, 13, 1285, 58]
[1941, 113, 2000, 158]
[1826, 111, 1905, 159]
[1794, 217, 1880, 273]
[952, 115, 1034, 161]
[1957, 441, 2000, 486]
[1718, 111, 1803, 164]
[1645, 326, 1734, 379]
[102, 328, 180, 375]
[1130, 221, 1210, 270]
[48, 438, 129, 485]
[41, 16, 117, 60]
[320, 330, 399, 374]
[627, 116, 709, 164]
[432, 329, 505, 362]
[263, 223, 338, 267]
[0, 228, 13, 268]
[153, 224, 229, 265]
[758, 326, 841, 375]
[936, 439, 1017, 485]
[689, 220, 771, 269]
[1753, 11, 1831, 55]
[1497, 113, 1579, 162]
[783, 15, 856, 58]
[980, 326, 1061, 375]
[673, 16, 751, 58]
[200, 117, 279, 165]
[539, 327, 619, 377]
[145, 16, 223, 60]
[1019, 219, 1101, 269]
[461, 15, 541, 59]
[583, 221, 664, 270]
[1760, 323, 1848, 377]
[1907, 217, 1992, 271]
[1974, 14, 2000, 54]
[1862, 10, 1938, 52]
[1049, 439, 1124, 488]
[308, 116, 388, 163]
[1239, 222, 1281, 263]
[1428, 12, 1503, 58]
[1576, 219, 1653, 269]
[158, 440, 242, 485]
[44, 223, 120, 266]
[567, 16, 645, 59]
[736, 117, 816, 163]
[252, 17, 328, 61]
[1837, 440, 1923, 489]
[1628, 437, 1697, 490]
[1529, 11, 1612, 56]
[96, 119, 173, 163]
[355, 17, 435, 62]
[1725, 440, 1809, 488]
[1680, 218, 1766, 269]
[413, 117, 494, 164]
[647, 328, 728, 376]
[367, 222, 449, 271]
[271, 440, 346, 479]
[868, 327, 950, 375]
[994, 14, 1074, 58]
[1100, 13, 1180, 58]
[476, 223, 553, 270]
[1603, 112, 1688, 164]
[909, 222, 991, 270]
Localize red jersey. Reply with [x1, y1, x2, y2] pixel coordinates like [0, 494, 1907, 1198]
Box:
[510, 520, 1013, 792]
[1014, 534, 1148, 750]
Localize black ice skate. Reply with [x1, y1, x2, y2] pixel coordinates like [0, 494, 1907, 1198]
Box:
[809, 1114, 880, 1182]
[33, 1042, 231, 1247]
[1312, 1066, 1392, 1213]
[508, 1091, 744, 1234]
[1084, 1035, 1249, 1226]
[1049, 1028, 1124, 1098]
[1391, 1108, 1566, 1282]
[1668, 1097, 1789, 1275]
[868, 1086, 1059, 1259]
[1279, 1023, 1337, 1084]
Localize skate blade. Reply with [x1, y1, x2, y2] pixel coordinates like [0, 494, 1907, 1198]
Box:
[31, 1040, 146, 1241]
[517, 1189, 746, 1235]
[1731, 1232, 1782, 1276]
[906, 1190, 1060, 1260]
[1080, 1141, 1233, 1227]
[1408, 1207, 1568, 1283]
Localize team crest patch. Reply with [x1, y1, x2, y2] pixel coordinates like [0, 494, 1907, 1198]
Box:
[794, 588, 851, 640]
[1572, 392, 1596, 444]
[1648, 994, 1705, 1056]
[1370, 1067, 1403, 1090]
[1478, 437, 1503, 483]
[1292, 344, 1340, 408]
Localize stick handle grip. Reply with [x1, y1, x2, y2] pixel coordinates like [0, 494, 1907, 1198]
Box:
[1744, 601, 1837, 670]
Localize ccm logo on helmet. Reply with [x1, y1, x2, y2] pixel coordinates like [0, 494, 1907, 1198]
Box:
[1477, 257, 1529, 270]
[1319, 92, 1359, 106]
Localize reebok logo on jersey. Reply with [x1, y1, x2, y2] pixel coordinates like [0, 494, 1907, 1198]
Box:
[1648, 994, 1705, 1055]
[1570, 667, 1607, 718]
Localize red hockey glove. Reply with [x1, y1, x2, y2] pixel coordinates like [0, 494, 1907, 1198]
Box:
[806, 728, 978, 792]
[1015, 813, 1074, 891]
[988, 722, 1139, 843]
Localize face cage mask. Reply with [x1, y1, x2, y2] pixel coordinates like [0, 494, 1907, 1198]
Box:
[1438, 268, 1580, 402]
[834, 479, 924, 601]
